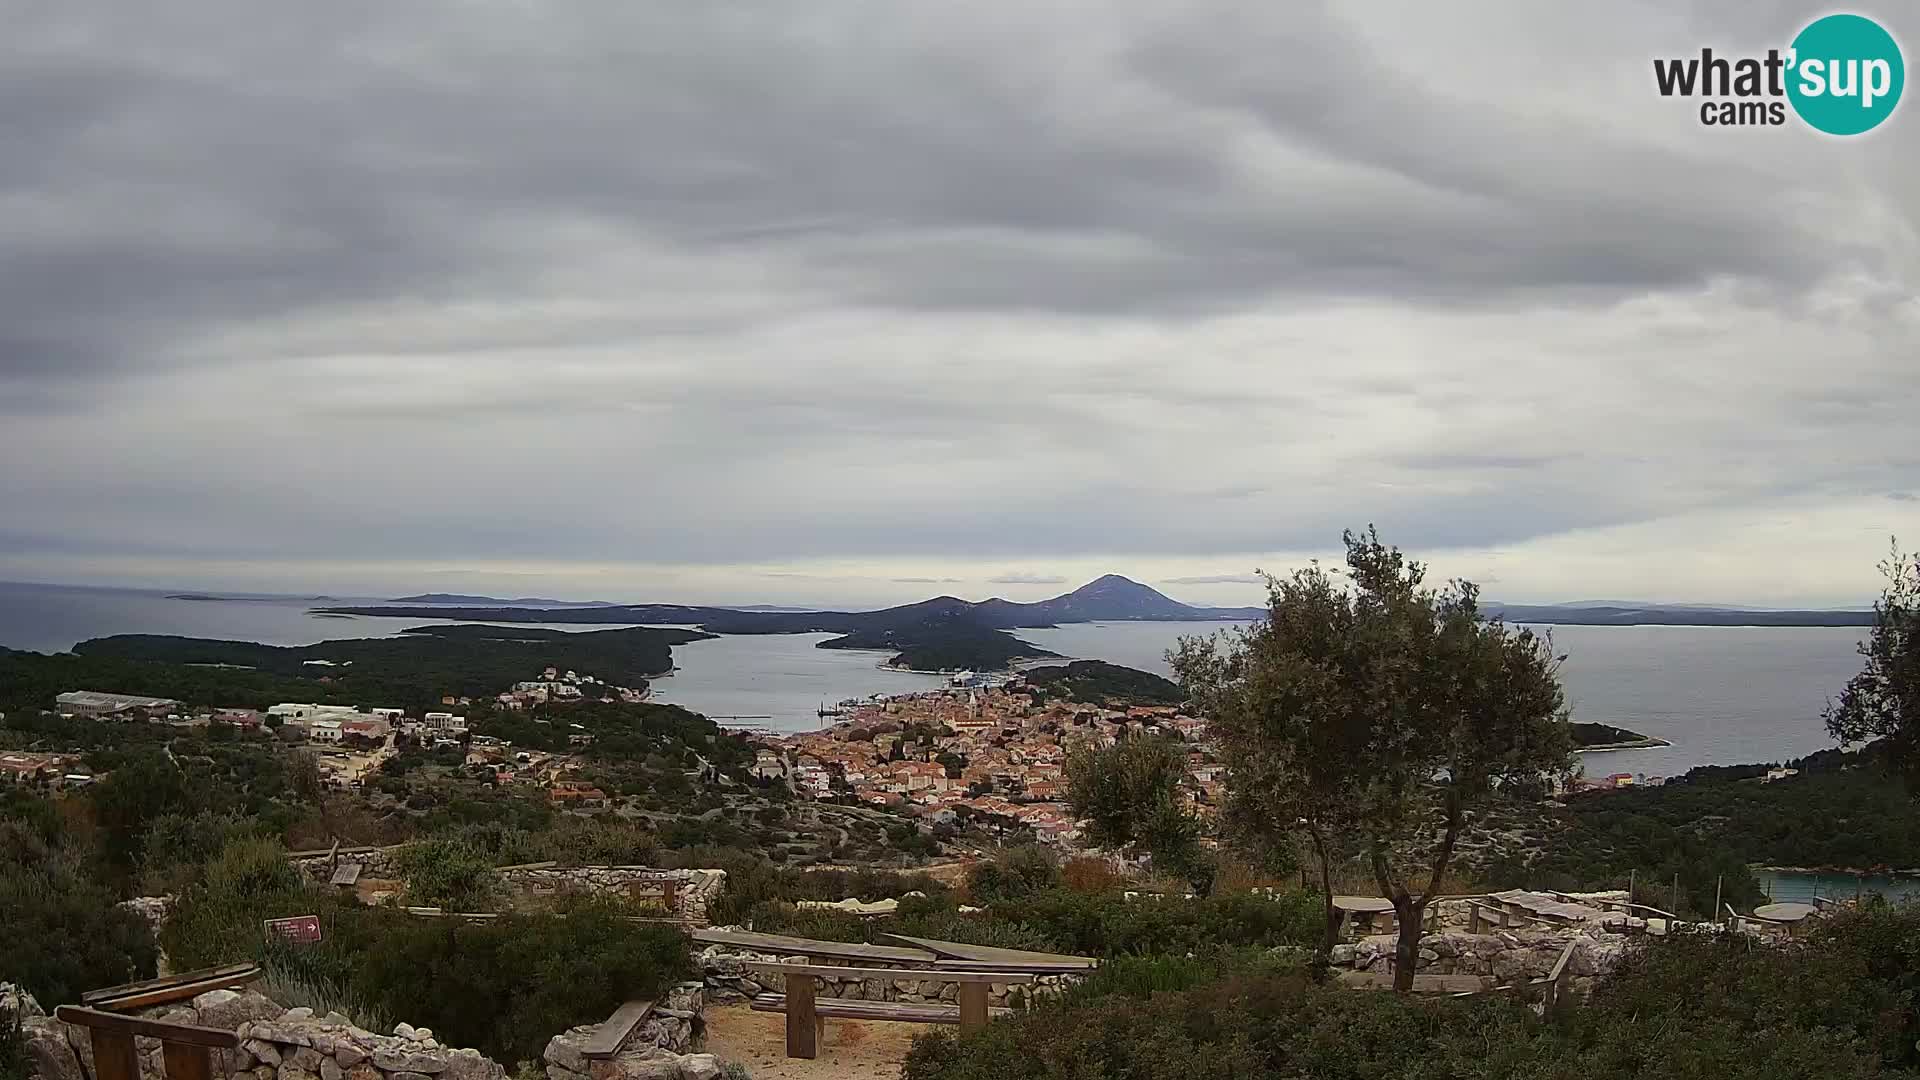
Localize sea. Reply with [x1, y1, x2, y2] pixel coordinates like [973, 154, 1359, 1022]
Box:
[0, 580, 1870, 775]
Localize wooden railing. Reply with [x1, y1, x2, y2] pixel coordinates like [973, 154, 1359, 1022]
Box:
[56, 1007, 238, 1080]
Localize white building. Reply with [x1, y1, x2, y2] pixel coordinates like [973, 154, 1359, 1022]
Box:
[423, 712, 468, 732]
[308, 719, 345, 743]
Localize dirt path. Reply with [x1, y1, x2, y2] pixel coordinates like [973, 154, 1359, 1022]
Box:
[701, 1002, 937, 1080]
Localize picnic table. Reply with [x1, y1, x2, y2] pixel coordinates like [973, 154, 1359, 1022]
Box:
[1752, 902, 1818, 937]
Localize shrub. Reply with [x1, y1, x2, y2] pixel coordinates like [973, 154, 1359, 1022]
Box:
[396, 838, 500, 911]
[0, 791, 158, 1006]
[904, 905, 1920, 1080]
[966, 846, 1060, 904]
[350, 900, 691, 1063]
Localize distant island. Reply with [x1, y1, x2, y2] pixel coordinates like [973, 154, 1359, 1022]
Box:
[388, 593, 622, 608]
[1571, 721, 1671, 751]
[1486, 603, 1872, 627]
[317, 574, 1876, 673]
[321, 574, 1242, 672]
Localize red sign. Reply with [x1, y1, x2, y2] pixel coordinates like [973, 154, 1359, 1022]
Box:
[264, 915, 323, 945]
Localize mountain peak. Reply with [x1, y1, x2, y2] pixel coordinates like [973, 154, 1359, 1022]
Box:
[1037, 575, 1195, 619]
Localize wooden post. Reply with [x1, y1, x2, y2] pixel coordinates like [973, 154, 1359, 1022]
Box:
[89, 1029, 140, 1080]
[784, 973, 817, 1060]
[162, 1041, 214, 1080]
[661, 881, 679, 913]
[1469, 905, 1483, 935]
[958, 982, 990, 1032]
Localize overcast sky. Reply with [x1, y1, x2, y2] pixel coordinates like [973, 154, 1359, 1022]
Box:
[2, 1, 1916, 609]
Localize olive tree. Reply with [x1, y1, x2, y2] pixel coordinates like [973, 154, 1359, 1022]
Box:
[1065, 735, 1213, 895]
[1173, 528, 1572, 991]
[1826, 541, 1920, 787]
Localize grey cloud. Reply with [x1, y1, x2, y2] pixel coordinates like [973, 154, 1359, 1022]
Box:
[893, 577, 964, 584]
[1163, 574, 1265, 586]
[988, 573, 1070, 585]
[0, 1, 1916, 592]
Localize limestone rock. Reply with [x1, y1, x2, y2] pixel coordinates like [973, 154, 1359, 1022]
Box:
[2, 983, 46, 1020]
[440, 1048, 502, 1080]
[548, 1068, 591, 1080]
[23, 1018, 86, 1080]
[333, 1044, 369, 1069]
[281, 1009, 316, 1024]
[194, 991, 286, 1033]
[371, 1049, 447, 1074]
[288, 1046, 324, 1071]
[543, 1030, 592, 1075]
[245, 1040, 284, 1066]
[276, 1065, 318, 1080]
[320, 1059, 343, 1080]
[674, 1055, 722, 1080]
[345, 1064, 383, 1080]
[391, 1071, 436, 1080]
[249, 1024, 313, 1048]
[394, 1024, 417, 1040]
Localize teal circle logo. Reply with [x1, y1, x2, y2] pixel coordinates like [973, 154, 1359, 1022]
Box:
[1787, 14, 1904, 135]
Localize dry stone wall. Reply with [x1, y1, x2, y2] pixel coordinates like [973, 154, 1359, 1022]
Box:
[1330, 928, 1631, 998]
[287, 848, 724, 926]
[11, 986, 508, 1080]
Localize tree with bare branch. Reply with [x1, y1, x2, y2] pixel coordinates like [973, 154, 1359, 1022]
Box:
[1173, 528, 1572, 991]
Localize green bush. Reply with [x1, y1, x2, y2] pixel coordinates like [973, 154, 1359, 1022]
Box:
[967, 846, 1061, 904]
[396, 838, 500, 911]
[903, 905, 1920, 1080]
[165, 842, 690, 1067]
[348, 900, 691, 1064]
[0, 791, 158, 1006]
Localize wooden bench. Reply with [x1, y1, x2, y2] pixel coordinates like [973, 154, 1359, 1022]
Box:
[58, 1007, 238, 1080]
[579, 1000, 655, 1060]
[743, 963, 1035, 1059]
[82, 964, 263, 1012]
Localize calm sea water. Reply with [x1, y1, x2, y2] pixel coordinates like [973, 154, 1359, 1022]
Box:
[1016, 620, 1869, 779]
[0, 583, 1871, 774]
[1754, 870, 1920, 905]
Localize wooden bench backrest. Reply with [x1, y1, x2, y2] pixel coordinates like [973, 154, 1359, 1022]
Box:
[57, 1006, 239, 1080]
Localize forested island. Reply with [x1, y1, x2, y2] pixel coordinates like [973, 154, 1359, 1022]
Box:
[1019, 660, 1187, 705]
[1, 624, 711, 714]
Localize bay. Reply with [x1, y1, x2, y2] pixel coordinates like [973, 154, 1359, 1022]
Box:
[0, 583, 1874, 775]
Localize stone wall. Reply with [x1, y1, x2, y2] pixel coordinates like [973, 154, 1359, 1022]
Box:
[694, 936, 1079, 1010]
[495, 867, 726, 928]
[1330, 928, 1630, 999]
[288, 848, 725, 927]
[9, 987, 507, 1080]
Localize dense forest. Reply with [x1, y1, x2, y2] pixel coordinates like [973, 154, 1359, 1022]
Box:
[13, 624, 713, 712]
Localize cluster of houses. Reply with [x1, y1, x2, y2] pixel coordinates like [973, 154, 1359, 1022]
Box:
[494, 666, 646, 710]
[772, 682, 1222, 848]
[0, 750, 91, 789]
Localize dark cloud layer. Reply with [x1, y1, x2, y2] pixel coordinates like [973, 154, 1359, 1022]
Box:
[1, 1, 1916, 604]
